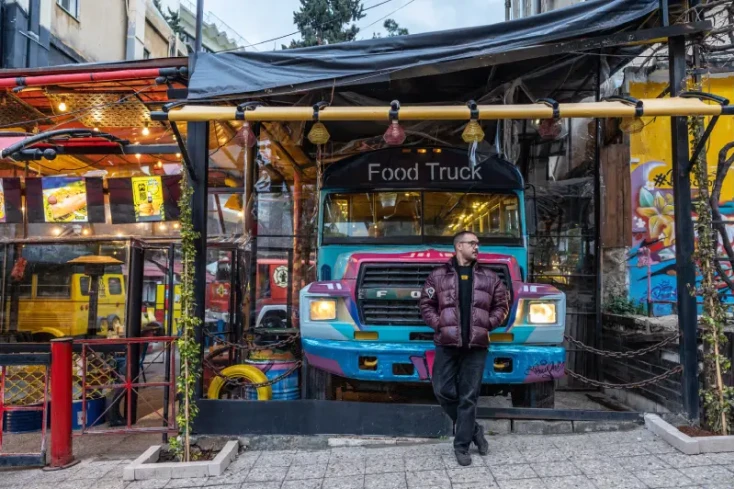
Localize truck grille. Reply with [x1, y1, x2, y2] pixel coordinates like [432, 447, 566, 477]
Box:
[358, 263, 512, 326]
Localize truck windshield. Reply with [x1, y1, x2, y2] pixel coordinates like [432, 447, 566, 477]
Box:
[323, 191, 521, 244]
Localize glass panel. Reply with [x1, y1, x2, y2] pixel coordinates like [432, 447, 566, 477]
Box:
[323, 192, 422, 239]
[424, 192, 521, 239]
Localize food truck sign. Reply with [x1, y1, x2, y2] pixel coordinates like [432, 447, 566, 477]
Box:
[322, 147, 523, 191]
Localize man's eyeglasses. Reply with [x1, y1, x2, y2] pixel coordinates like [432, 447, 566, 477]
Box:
[459, 241, 479, 248]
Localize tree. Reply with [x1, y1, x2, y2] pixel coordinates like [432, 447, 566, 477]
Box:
[285, 0, 366, 49]
[383, 18, 409, 37]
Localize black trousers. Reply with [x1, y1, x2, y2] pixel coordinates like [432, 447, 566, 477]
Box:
[432, 345, 487, 452]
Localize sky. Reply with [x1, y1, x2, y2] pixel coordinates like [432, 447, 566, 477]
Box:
[161, 0, 507, 51]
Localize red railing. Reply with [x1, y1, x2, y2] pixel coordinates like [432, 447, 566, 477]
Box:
[75, 336, 177, 436]
[0, 350, 50, 468]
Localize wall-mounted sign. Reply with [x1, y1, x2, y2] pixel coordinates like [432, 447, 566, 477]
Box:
[108, 175, 181, 224]
[322, 147, 524, 191]
[42, 177, 88, 222]
[26, 177, 105, 224]
[131, 176, 164, 222]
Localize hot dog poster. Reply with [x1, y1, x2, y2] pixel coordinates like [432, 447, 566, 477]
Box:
[42, 177, 88, 222]
[131, 176, 164, 222]
[26, 177, 104, 224]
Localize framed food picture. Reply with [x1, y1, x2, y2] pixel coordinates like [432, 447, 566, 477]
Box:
[131, 176, 165, 222]
[42, 177, 88, 222]
[26, 177, 104, 224]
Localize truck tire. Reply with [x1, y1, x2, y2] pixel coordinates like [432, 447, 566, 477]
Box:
[302, 358, 334, 400]
[510, 381, 555, 408]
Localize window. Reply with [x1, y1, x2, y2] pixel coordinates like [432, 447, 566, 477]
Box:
[322, 191, 522, 244]
[36, 266, 71, 298]
[108, 277, 123, 295]
[57, 0, 79, 19]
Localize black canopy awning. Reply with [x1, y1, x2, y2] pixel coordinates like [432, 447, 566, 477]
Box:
[188, 0, 663, 104]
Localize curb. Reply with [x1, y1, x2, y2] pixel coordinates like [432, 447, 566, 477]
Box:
[123, 440, 239, 480]
[644, 413, 734, 454]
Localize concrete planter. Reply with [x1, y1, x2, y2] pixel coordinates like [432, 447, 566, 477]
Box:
[644, 414, 734, 455]
[123, 440, 239, 481]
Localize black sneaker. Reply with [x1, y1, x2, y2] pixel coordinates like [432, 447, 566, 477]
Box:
[473, 428, 489, 456]
[454, 450, 472, 466]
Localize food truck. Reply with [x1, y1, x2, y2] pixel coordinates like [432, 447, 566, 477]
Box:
[299, 147, 566, 406]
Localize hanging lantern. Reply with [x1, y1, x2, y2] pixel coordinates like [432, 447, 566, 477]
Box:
[307, 122, 330, 145]
[620, 117, 645, 134]
[462, 120, 485, 143]
[383, 100, 406, 146]
[383, 120, 406, 146]
[234, 123, 257, 148]
[537, 118, 563, 140]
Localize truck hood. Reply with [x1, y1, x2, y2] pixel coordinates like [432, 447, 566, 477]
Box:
[334, 248, 523, 283]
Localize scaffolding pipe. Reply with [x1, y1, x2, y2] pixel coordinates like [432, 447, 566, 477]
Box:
[151, 98, 727, 123]
[0, 67, 185, 89]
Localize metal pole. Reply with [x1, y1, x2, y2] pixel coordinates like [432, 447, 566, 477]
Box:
[594, 51, 604, 382]
[194, 0, 205, 54]
[49, 338, 74, 468]
[245, 125, 260, 333]
[162, 243, 175, 442]
[187, 121, 210, 401]
[126, 245, 144, 424]
[668, 34, 699, 422]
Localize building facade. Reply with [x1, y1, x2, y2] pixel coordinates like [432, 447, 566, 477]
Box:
[508, 0, 582, 20]
[0, 0, 245, 69]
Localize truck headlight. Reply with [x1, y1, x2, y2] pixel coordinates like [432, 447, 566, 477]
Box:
[528, 301, 557, 324]
[309, 299, 336, 321]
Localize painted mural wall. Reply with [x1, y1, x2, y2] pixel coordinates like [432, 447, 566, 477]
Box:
[628, 76, 734, 316]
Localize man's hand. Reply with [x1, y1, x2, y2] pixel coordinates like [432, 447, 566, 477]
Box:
[420, 270, 441, 331]
[488, 279, 510, 329]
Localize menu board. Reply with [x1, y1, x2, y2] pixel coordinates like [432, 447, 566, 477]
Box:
[26, 177, 105, 224]
[132, 176, 164, 222]
[108, 175, 181, 224]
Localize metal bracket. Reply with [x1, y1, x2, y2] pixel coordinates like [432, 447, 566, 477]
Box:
[389, 100, 401, 121]
[312, 101, 329, 121]
[169, 121, 197, 181]
[681, 91, 730, 169]
[235, 101, 263, 121]
[604, 95, 644, 117]
[536, 98, 560, 119]
[467, 100, 479, 120]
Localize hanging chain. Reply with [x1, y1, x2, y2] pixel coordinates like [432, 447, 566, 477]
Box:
[204, 358, 303, 390]
[565, 365, 683, 390]
[203, 329, 300, 352]
[564, 333, 680, 359]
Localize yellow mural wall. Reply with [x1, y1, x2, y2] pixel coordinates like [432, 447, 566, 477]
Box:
[629, 77, 734, 201]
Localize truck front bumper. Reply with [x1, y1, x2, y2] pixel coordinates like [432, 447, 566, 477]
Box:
[302, 338, 565, 384]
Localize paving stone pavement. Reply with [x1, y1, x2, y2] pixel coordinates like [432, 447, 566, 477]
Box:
[2, 427, 734, 489]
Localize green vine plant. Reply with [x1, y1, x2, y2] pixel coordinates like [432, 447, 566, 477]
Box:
[689, 110, 734, 435]
[603, 293, 646, 316]
[168, 167, 201, 461]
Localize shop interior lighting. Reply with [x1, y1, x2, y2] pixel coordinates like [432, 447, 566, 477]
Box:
[57, 98, 67, 112]
[142, 122, 150, 136]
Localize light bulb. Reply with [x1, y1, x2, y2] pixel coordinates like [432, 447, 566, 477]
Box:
[142, 124, 150, 136]
[82, 229, 90, 236]
[135, 153, 141, 159]
[58, 101, 67, 112]
[156, 160, 163, 169]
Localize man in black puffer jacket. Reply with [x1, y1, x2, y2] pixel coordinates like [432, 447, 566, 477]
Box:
[420, 231, 509, 466]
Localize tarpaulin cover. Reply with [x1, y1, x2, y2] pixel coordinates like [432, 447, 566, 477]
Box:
[188, 0, 659, 101]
